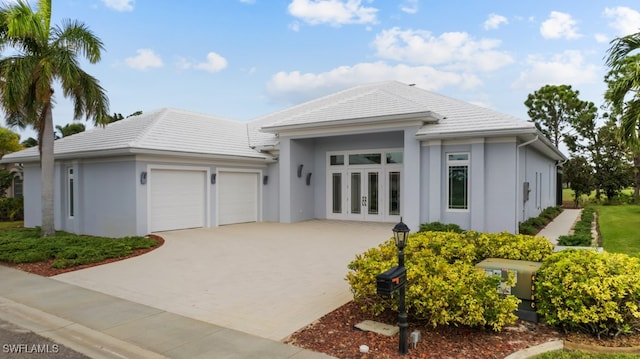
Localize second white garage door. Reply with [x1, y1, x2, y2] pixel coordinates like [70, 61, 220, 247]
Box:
[218, 171, 259, 225]
[149, 169, 206, 232]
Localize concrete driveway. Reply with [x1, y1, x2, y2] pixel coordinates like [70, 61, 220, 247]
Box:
[53, 220, 392, 341]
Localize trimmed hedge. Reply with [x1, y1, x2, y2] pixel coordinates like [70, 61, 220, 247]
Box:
[519, 206, 563, 235]
[0, 197, 23, 221]
[535, 249, 640, 338]
[418, 221, 464, 233]
[558, 207, 595, 246]
[346, 231, 554, 331]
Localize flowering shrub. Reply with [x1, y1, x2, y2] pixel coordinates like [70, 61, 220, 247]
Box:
[346, 231, 554, 331]
[535, 249, 640, 338]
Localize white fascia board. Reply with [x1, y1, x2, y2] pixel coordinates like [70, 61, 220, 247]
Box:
[416, 127, 537, 141]
[264, 119, 427, 139]
[260, 111, 440, 134]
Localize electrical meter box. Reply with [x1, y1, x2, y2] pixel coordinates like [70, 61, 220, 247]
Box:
[475, 258, 543, 322]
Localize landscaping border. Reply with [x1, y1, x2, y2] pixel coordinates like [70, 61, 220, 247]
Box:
[505, 340, 640, 358]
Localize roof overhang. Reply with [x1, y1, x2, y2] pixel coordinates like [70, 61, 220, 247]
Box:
[0, 147, 277, 164]
[416, 127, 567, 161]
[260, 110, 443, 135]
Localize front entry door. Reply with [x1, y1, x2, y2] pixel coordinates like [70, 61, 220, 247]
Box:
[347, 169, 383, 221]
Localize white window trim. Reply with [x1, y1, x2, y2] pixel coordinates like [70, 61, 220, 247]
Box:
[446, 152, 470, 212]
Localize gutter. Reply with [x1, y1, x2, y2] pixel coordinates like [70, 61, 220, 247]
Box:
[515, 135, 539, 232]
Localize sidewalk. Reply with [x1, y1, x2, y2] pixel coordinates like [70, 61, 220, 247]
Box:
[0, 266, 335, 359]
[536, 208, 582, 245]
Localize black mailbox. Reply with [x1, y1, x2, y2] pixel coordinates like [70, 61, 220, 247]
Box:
[376, 266, 406, 296]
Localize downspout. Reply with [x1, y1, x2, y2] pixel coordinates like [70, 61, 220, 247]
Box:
[515, 136, 539, 232]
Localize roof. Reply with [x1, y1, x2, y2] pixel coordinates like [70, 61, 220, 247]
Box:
[2, 108, 272, 163]
[257, 81, 534, 136]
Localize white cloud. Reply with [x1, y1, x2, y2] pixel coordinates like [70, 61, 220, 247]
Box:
[178, 52, 228, 73]
[540, 11, 581, 39]
[603, 6, 640, 36]
[484, 14, 508, 30]
[512, 50, 599, 90]
[102, 0, 134, 12]
[372, 27, 513, 72]
[287, 0, 378, 27]
[195, 52, 228, 73]
[266, 61, 482, 105]
[400, 0, 418, 15]
[594, 33, 609, 43]
[125, 49, 163, 70]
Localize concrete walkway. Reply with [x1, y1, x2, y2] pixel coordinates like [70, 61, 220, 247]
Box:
[536, 208, 582, 245]
[0, 266, 334, 359]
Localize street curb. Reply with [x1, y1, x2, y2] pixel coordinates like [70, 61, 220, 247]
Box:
[0, 296, 168, 359]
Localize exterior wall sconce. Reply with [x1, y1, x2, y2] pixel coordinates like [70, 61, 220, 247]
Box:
[297, 164, 304, 178]
[140, 171, 147, 185]
[263, 175, 269, 185]
[211, 173, 216, 184]
[306, 172, 312, 186]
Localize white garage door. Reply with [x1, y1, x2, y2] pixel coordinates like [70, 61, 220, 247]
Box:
[149, 169, 206, 232]
[218, 172, 259, 225]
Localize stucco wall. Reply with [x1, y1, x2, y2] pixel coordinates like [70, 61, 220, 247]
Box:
[22, 164, 41, 229]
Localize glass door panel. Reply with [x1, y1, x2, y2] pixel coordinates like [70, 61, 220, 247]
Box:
[332, 173, 342, 214]
[389, 171, 400, 216]
[367, 172, 379, 215]
[350, 172, 361, 215]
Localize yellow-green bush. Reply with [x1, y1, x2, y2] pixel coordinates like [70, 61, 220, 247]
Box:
[346, 231, 554, 331]
[535, 250, 640, 338]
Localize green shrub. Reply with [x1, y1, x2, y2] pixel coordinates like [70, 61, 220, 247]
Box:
[535, 250, 640, 338]
[0, 197, 23, 221]
[519, 206, 563, 235]
[418, 221, 464, 233]
[558, 234, 592, 246]
[347, 231, 554, 331]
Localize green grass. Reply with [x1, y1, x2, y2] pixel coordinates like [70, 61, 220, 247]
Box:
[594, 205, 640, 256]
[534, 351, 640, 358]
[0, 228, 158, 269]
[0, 221, 23, 229]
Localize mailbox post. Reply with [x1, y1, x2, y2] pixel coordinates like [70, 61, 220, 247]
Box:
[375, 219, 410, 354]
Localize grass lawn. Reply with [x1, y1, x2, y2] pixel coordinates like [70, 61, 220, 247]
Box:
[534, 351, 640, 358]
[0, 228, 158, 269]
[594, 205, 640, 255]
[0, 221, 23, 229]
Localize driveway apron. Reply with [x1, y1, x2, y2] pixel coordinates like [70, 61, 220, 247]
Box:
[53, 220, 392, 341]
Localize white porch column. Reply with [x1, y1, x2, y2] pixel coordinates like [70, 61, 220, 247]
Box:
[470, 139, 485, 231]
[279, 137, 292, 223]
[428, 140, 442, 223]
[403, 128, 421, 232]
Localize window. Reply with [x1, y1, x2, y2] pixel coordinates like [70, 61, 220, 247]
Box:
[386, 152, 403, 164]
[447, 153, 469, 210]
[67, 168, 74, 218]
[330, 155, 344, 166]
[12, 176, 23, 197]
[332, 173, 342, 213]
[349, 153, 381, 165]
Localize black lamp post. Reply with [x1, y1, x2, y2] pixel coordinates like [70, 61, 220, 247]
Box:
[392, 218, 410, 355]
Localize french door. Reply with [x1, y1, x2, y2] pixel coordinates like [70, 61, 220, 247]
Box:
[329, 167, 401, 222]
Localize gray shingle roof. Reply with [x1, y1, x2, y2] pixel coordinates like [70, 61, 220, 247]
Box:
[255, 81, 535, 138]
[2, 108, 271, 162]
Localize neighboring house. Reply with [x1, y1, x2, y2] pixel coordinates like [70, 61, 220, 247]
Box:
[0, 81, 565, 237]
[1, 163, 23, 198]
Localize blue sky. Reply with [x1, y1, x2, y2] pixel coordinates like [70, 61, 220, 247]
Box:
[5, 0, 640, 141]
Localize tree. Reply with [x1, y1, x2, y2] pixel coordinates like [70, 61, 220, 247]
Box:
[563, 156, 595, 208]
[605, 33, 640, 202]
[524, 85, 596, 148]
[0, 126, 22, 157]
[104, 110, 142, 123]
[0, 0, 109, 236]
[55, 122, 85, 139]
[596, 121, 635, 201]
[20, 137, 37, 148]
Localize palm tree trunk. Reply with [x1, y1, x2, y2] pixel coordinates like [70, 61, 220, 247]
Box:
[40, 105, 55, 237]
[634, 153, 640, 203]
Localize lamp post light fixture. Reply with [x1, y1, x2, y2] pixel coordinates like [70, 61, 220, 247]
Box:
[392, 218, 410, 355]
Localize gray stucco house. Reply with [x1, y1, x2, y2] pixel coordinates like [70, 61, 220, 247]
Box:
[1, 81, 566, 237]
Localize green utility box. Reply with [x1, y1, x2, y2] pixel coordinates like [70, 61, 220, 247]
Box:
[475, 258, 542, 322]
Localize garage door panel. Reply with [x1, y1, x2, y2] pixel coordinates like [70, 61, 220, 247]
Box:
[218, 172, 258, 225]
[150, 169, 206, 232]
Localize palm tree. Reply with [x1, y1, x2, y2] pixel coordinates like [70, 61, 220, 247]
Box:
[605, 32, 640, 202]
[55, 122, 85, 139]
[0, 0, 108, 236]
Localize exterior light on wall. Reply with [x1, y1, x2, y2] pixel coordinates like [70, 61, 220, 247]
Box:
[297, 164, 304, 178]
[263, 175, 268, 185]
[211, 173, 216, 184]
[306, 172, 312, 186]
[140, 171, 147, 185]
